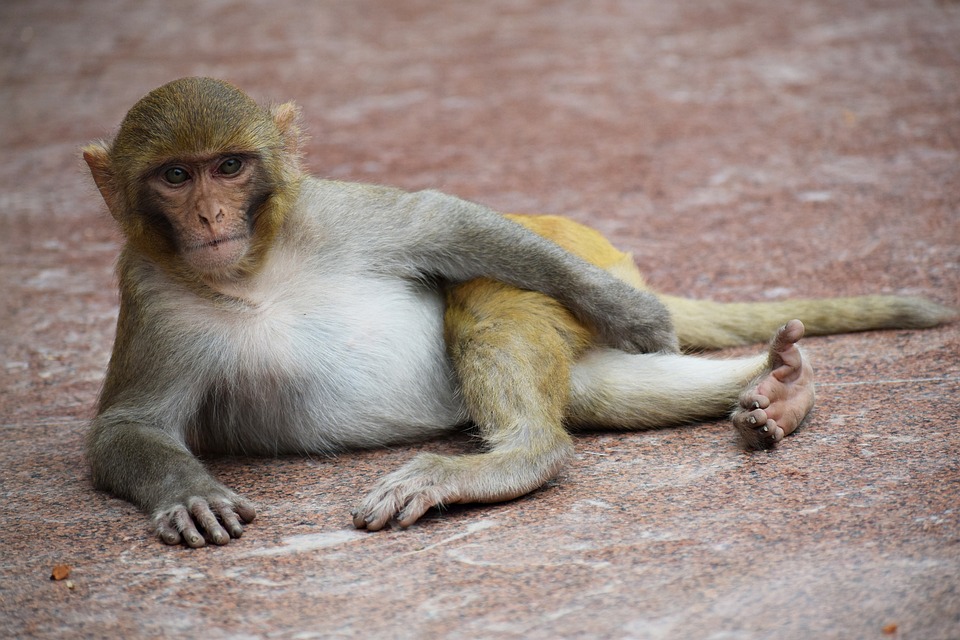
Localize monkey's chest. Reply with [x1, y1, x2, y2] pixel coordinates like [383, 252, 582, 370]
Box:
[188, 276, 467, 453]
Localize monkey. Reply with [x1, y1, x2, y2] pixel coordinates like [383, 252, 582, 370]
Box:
[82, 77, 955, 546]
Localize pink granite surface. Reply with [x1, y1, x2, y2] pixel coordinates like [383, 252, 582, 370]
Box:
[1, 0, 958, 638]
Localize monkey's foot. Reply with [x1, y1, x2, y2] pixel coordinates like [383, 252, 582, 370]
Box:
[352, 453, 469, 531]
[352, 448, 568, 530]
[731, 319, 815, 450]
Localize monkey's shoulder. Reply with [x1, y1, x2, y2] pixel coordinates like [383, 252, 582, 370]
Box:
[296, 178, 405, 227]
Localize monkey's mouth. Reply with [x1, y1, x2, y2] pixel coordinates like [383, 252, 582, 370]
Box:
[191, 234, 249, 252]
[185, 234, 251, 272]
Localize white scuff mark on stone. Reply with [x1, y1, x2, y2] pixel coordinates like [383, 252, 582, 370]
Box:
[220, 569, 289, 588]
[239, 529, 365, 557]
[709, 169, 735, 186]
[762, 287, 793, 299]
[417, 589, 482, 620]
[25, 268, 69, 289]
[817, 156, 882, 185]
[561, 500, 616, 527]
[400, 518, 498, 556]
[159, 566, 207, 582]
[796, 190, 833, 202]
[579, 499, 615, 510]
[328, 90, 429, 123]
[885, 435, 922, 444]
[819, 376, 959, 387]
[446, 542, 613, 569]
[757, 62, 814, 87]
[678, 187, 738, 209]
[622, 614, 681, 639]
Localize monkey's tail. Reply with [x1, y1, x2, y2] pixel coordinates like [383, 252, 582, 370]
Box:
[660, 294, 957, 350]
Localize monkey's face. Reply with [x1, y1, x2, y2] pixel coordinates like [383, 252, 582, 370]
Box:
[84, 78, 301, 280]
[144, 154, 267, 275]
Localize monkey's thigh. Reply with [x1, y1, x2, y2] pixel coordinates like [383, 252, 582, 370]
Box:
[505, 214, 648, 289]
[444, 278, 593, 437]
[445, 214, 648, 435]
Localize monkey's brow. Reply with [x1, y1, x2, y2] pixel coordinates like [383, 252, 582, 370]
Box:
[146, 152, 259, 174]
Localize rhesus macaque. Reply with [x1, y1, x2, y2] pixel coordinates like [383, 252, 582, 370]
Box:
[83, 78, 954, 546]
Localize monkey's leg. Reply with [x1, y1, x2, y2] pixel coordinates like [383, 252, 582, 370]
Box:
[352, 280, 590, 530]
[567, 320, 815, 449]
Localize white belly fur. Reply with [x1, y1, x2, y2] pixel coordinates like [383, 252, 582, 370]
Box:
[167, 259, 468, 454]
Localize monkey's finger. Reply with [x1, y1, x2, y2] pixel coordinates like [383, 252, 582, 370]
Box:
[212, 503, 247, 539]
[606, 324, 678, 355]
[155, 518, 184, 546]
[168, 506, 207, 548]
[733, 406, 777, 450]
[182, 525, 207, 548]
[234, 499, 257, 524]
[188, 499, 231, 546]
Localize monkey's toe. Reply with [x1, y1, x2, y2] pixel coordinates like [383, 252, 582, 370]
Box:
[732, 402, 784, 449]
[353, 480, 446, 531]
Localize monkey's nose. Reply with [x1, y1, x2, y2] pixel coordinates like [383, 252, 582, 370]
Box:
[199, 209, 226, 225]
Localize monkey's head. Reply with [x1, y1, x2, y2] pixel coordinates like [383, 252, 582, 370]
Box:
[83, 77, 303, 280]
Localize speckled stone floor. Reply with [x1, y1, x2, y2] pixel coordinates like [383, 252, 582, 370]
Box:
[1, 1, 958, 638]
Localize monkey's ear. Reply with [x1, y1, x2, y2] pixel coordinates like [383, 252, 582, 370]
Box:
[83, 142, 120, 216]
[270, 102, 304, 161]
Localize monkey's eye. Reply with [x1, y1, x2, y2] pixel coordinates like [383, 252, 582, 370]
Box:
[163, 167, 190, 185]
[219, 158, 243, 176]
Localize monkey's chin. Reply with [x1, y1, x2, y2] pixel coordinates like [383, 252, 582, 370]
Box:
[185, 236, 251, 275]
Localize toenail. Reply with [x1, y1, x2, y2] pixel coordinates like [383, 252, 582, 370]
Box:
[761, 426, 769, 433]
[748, 416, 757, 425]
[751, 402, 761, 410]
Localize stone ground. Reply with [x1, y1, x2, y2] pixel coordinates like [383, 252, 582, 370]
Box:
[1, 1, 958, 638]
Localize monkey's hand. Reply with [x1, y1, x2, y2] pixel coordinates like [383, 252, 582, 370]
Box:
[152, 488, 257, 548]
[586, 285, 679, 354]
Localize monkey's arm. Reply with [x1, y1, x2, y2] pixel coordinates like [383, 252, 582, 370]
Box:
[363, 187, 677, 354]
[88, 409, 255, 547]
[90, 274, 256, 548]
